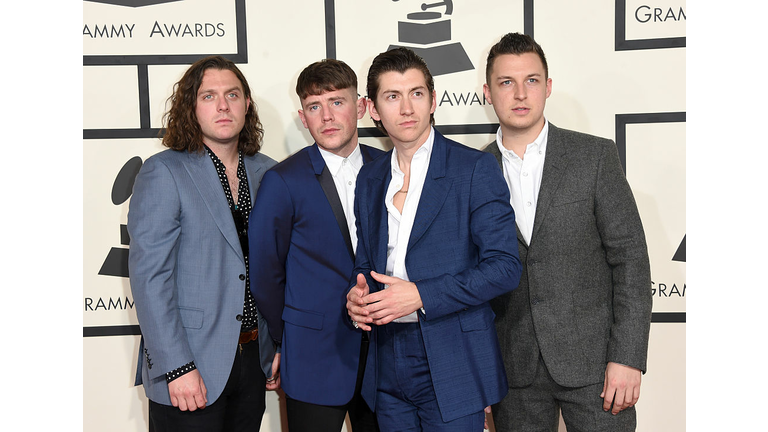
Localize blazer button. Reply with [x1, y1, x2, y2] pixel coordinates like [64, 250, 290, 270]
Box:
[239, 274, 246, 281]
[236, 314, 243, 321]
[531, 297, 539, 305]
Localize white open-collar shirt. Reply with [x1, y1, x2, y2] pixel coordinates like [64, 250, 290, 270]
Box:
[318, 143, 363, 254]
[495, 120, 549, 246]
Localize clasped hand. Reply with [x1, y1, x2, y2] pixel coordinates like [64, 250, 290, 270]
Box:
[346, 272, 423, 331]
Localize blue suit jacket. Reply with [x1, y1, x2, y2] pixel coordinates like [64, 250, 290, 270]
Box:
[128, 148, 276, 405]
[352, 130, 522, 422]
[249, 143, 383, 406]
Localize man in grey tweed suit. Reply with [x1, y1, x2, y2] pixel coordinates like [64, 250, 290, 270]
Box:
[481, 33, 653, 432]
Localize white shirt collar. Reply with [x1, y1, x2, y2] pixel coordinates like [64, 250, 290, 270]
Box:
[496, 120, 549, 160]
[318, 143, 363, 176]
[391, 127, 435, 177]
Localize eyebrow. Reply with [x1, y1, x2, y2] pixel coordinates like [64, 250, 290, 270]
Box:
[198, 86, 243, 96]
[497, 73, 542, 81]
[381, 85, 428, 95]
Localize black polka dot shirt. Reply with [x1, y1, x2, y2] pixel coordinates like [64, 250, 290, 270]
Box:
[165, 147, 257, 383]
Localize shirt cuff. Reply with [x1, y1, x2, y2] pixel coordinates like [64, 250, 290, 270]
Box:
[165, 361, 196, 383]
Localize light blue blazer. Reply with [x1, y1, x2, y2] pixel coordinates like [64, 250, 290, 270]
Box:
[351, 130, 523, 422]
[127, 148, 276, 405]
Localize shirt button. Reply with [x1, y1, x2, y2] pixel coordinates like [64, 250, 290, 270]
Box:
[522, 171, 528, 177]
[236, 314, 243, 321]
[526, 202, 532, 207]
[348, 181, 353, 185]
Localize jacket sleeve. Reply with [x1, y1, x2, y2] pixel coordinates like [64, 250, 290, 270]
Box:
[249, 169, 292, 344]
[127, 156, 194, 380]
[416, 153, 523, 319]
[594, 139, 653, 372]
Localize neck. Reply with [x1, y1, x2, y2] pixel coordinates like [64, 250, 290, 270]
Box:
[500, 121, 545, 159]
[393, 127, 431, 166]
[206, 141, 240, 167]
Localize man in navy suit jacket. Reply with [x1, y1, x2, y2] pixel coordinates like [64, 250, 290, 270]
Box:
[346, 48, 522, 431]
[249, 59, 381, 432]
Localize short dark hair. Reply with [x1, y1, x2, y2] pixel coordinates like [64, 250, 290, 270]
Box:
[161, 55, 264, 155]
[366, 47, 435, 135]
[296, 59, 358, 100]
[486, 32, 549, 84]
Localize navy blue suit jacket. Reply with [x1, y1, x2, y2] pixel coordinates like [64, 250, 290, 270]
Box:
[249, 143, 383, 406]
[352, 130, 522, 422]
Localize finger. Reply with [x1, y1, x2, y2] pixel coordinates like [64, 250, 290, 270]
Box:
[177, 395, 189, 412]
[194, 392, 207, 409]
[356, 273, 369, 289]
[370, 271, 397, 284]
[170, 395, 179, 408]
[200, 379, 207, 404]
[602, 387, 614, 412]
[612, 388, 626, 415]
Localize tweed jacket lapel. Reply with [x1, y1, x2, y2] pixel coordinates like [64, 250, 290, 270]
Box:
[528, 124, 569, 244]
[184, 150, 243, 263]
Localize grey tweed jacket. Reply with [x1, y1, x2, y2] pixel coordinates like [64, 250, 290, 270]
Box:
[484, 123, 652, 388]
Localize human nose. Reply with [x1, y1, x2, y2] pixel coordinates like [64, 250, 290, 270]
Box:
[322, 106, 334, 122]
[514, 84, 527, 100]
[217, 96, 230, 112]
[401, 97, 414, 115]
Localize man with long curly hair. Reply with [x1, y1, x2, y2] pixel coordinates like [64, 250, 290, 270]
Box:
[128, 55, 276, 431]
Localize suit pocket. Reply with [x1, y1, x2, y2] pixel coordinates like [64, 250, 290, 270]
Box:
[458, 306, 495, 332]
[282, 305, 324, 331]
[179, 307, 204, 329]
[552, 196, 589, 207]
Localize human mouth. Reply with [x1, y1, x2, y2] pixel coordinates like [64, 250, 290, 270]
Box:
[512, 107, 530, 114]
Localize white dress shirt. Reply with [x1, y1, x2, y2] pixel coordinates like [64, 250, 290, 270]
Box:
[385, 127, 435, 323]
[318, 143, 363, 254]
[495, 120, 549, 245]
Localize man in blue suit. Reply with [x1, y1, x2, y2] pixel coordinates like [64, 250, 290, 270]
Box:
[346, 47, 523, 431]
[249, 59, 381, 432]
[128, 56, 276, 431]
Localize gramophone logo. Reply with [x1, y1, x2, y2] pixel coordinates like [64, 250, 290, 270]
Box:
[98, 157, 143, 278]
[388, 0, 473, 76]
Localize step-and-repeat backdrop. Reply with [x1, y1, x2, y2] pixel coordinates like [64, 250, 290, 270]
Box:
[83, 1, 685, 430]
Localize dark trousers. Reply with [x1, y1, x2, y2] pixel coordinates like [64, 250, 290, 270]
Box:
[286, 333, 379, 432]
[492, 355, 637, 432]
[375, 323, 484, 432]
[149, 340, 266, 432]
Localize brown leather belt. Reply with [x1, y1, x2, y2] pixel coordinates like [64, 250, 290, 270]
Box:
[239, 328, 258, 345]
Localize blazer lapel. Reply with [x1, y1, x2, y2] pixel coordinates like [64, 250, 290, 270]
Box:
[530, 124, 569, 244]
[408, 132, 452, 252]
[184, 151, 243, 262]
[309, 144, 356, 262]
[485, 140, 527, 247]
[366, 159, 391, 277]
